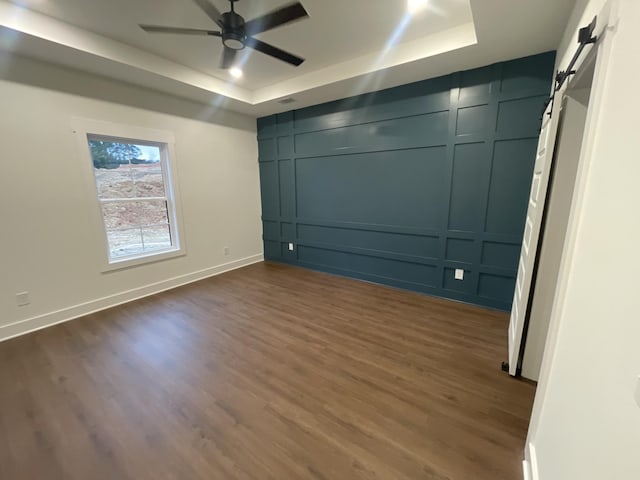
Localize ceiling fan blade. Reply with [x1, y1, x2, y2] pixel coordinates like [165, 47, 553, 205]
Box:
[245, 2, 309, 36]
[220, 46, 238, 69]
[139, 25, 221, 36]
[245, 37, 304, 66]
[191, 0, 223, 26]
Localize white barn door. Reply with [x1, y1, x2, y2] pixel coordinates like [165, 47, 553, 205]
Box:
[508, 104, 560, 376]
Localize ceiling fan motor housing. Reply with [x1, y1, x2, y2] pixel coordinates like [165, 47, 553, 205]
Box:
[221, 11, 246, 50]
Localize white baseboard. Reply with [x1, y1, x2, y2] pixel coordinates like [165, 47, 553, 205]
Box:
[0, 254, 263, 342]
[523, 442, 539, 480]
[523, 460, 532, 480]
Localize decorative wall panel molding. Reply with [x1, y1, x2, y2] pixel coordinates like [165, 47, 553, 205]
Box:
[257, 52, 555, 310]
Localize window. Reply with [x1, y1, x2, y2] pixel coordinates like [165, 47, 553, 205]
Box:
[74, 120, 184, 270]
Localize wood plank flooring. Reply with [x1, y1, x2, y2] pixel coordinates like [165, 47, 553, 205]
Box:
[0, 262, 535, 480]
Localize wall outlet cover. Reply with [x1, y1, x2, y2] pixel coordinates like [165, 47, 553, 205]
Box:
[455, 269, 464, 280]
[16, 292, 30, 306]
[224, 246, 230, 256]
[288, 243, 294, 251]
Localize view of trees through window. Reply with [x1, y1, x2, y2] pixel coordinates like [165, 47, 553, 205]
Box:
[88, 138, 173, 260]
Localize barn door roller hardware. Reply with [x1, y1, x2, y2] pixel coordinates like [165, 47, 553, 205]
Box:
[543, 16, 598, 117]
[501, 361, 521, 376]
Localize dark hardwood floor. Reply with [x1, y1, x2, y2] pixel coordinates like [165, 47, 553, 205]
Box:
[0, 262, 535, 480]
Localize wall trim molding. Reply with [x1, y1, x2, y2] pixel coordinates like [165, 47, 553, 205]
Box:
[0, 254, 264, 342]
[523, 442, 539, 480]
[258, 52, 556, 312]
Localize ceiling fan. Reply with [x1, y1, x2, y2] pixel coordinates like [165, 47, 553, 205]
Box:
[139, 0, 309, 69]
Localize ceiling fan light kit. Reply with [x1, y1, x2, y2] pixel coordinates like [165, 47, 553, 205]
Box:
[221, 1, 245, 50]
[139, 0, 309, 70]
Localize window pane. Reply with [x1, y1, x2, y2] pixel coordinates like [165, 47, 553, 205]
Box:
[138, 200, 169, 226]
[88, 139, 143, 169]
[101, 202, 139, 229]
[131, 147, 164, 197]
[133, 166, 164, 197]
[142, 225, 172, 252]
[106, 228, 143, 258]
[86, 132, 178, 265]
[94, 166, 134, 198]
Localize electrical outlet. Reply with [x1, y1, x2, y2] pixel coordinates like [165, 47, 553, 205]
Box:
[635, 376, 640, 409]
[454, 269, 464, 280]
[288, 243, 294, 251]
[16, 292, 30, 306]
[223, 246, 230, 256]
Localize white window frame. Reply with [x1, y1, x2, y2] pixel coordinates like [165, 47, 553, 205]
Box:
[73, 118, 186, 272]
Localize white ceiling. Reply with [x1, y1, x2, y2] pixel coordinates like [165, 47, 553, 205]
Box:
[0, 0, 577, 116]
[5, 0, 474, 90]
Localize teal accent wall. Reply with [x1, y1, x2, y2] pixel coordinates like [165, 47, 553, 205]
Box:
[257, 51, 555, 310]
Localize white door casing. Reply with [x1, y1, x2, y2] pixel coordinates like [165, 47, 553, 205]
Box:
[508, 104, 560, 376]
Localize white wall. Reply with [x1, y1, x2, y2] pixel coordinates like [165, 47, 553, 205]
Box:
[526, 0, 640, 478]
[0, 53, 263, 340]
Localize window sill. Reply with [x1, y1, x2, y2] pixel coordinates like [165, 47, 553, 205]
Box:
[101, 247, 185, 273]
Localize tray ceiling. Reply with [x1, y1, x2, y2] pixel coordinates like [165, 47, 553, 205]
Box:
[0, 0, 576, 116]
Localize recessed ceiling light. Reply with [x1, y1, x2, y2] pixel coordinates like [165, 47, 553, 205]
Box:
[229, 67, 243, 79]
[407, 0, 429, 14]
